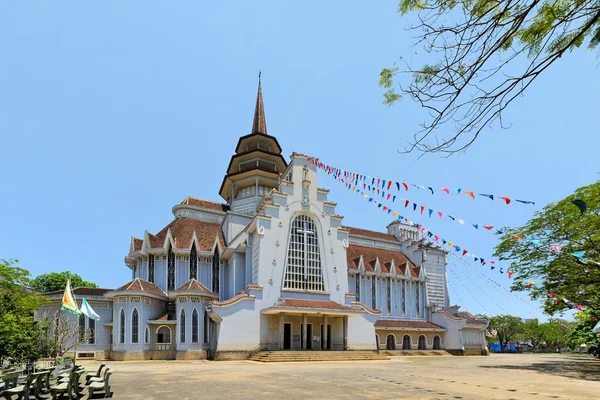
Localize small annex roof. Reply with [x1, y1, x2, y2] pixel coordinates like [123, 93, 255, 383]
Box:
[455, 311, 488, 325]
[146, 217, 225, 252]
[262, 298, 365, 315]
[147, 311, 177, 324]
[170, 278, 218, 299]
[346, 244, 418, 277]
[343, 226, 398, 242]
[107, 278, 168, 299]
[375, 319, 446, 330]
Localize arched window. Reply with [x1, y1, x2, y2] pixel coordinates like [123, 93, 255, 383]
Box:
[144, 326, 150, 344]
[190, 243, 198, 280]
[88, 317, 95, 344]
[433, 335, 441, 350]
[283, 215, 324, 291]
[180, 309, 186, 343]
[204, 310, 210, 343]
[371, 277, 377, 309]
[402, 334, 411, 350]
[168, 245, 175, 291]
[148, 254, 155, 283]
[131, 308, 139, 344]
[416, 283, 420, 317]
[418, 335, 427, 350]
[386, 334, 396, 350]
[79, 313, 86, 342]
[119, 309, 125, 344]
[192, 309, 199, 343]
[157, 326, 171, 344]
[355, 274, 360, 301]
[212, 250, 220, 294]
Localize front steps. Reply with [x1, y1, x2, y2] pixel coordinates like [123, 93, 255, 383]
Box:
[382, 350, 451, 357]
[249, 350, 390, 362]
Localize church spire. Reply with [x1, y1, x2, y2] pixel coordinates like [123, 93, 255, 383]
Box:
[251, 72, 267, 134]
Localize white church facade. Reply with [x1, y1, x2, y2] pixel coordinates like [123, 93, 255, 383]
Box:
[38, 82, 489, 361]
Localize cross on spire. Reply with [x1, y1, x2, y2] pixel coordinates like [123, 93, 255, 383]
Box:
[251, 72, 267, 134]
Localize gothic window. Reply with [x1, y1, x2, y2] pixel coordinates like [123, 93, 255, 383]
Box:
[190, 244, 198, 280]
[148, 254, 155, 283]
[416, 283, 420, 317]
[355, 274, 360, 301]
[418, 335, 427, 350]
[212, 250, 220, 294]
[402, 334, 411, 350]
[192, 309, 199, 343]
[204, 311, 210, 343]
[386, 334, 396, 350]
[120, 309, 125, 344]
[131, 308, 139, 344]
[402, 281, 406, 315]
[433, 335, 441, 350]
[283, 215, 325, 291]
[79, 314, 86, 342]
[145, 326, 149, 344]
[371, 277, 377, 310]
[156, 326, 171, 344]
[88, 318, 95, 344]
[387, 278, 392, 315]
[180, 309, 186, 343]
[168, 245, 175, 291]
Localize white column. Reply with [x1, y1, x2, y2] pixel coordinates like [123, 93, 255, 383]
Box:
[302, 314, 307, 350]
[279, 314, 284, 350]
[323, 315, 328, 350]
[343, 316, 348, 350]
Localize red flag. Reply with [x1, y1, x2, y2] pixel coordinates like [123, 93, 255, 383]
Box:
[462, 249, 468, 256]
[420, 206, 425, 214]
[498, 196, 511, 205]
[550, 292, 556, 298]
[387, 181, 392, 190]
[483, 225, 494, 230]
[386, 193, 391, 200]
[404, 200, 409, 208]
[464, 191, 475, 199]
[439, 188, 450, 194]
[402, 182, 408, 191]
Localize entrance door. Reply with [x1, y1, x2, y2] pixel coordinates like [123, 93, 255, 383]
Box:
[284, 323, 292, 350]
[320, 324, 324, 350]
[327, 325, 332, 350]
[306, 324, 313, 350]
[386, 334, 396, 350]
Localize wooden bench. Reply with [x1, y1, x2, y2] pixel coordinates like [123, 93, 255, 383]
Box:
[87, 371, 111, 399]
[85, 364, 105, 384]
[2, 374, 37, 400]
[50, 371, 80, 400]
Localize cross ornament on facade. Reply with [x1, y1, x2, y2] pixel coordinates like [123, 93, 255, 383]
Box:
[296, 221, 315, 280]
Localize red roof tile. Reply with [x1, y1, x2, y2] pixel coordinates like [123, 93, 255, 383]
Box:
[275, 298, 357, 311]
[211, 291, 254, 307]
[149, 218, 225, 251]
[344, 226, 398, 242]
[175, 278, 216, 295]
[456, 311, 488, 325]
[375, 320, 445, 330]
[133, 238, 143, 251]
[346, 244, 418, 276]
[179, 197, 228, 212]
[115, 278, 168, 298]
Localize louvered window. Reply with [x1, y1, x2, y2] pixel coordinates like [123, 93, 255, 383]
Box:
[283, 215, 324, 291]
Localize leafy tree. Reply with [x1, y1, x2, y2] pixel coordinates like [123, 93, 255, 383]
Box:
[494, 181, 600, 314]
[489, 315, 524, 352]
[32, 271, 97, 293]
[0, 259, 47, 363]
[380, 0, 600, 155]
[36, 311, 91, 358]
[568, 310, 600, 357]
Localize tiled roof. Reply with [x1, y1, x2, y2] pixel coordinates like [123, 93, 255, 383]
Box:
[179, 197, 228, 212]
[456, 311, 488, 325]
[351, 301, 381, 314]
[114, 278, 168, 298]
[175, 278, 215, 295]
[153, 312, 170, 321]
[375, 320, 445, 330]
[133, 238, 143, 251]
[435, 310, 464, 321]
[149, 218, 225, 251]
[344, 226, 398, 242]
[212, 291, 254, 307]
[43, 287, 112, 296]
[275, 298, 357, 311]
[346, 244, 418, 276]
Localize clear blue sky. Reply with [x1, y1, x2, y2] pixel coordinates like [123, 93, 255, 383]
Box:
[1, 1, 598, 321]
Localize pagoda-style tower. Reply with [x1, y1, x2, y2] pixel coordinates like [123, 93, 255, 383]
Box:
[219, 78, 288, 215]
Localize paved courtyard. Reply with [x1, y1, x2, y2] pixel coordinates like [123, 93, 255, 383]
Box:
[82, 353, 599, 399]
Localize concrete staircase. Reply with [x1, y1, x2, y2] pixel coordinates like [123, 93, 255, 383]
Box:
[382, 350, 451, 357]
[249, 350, 390, 363]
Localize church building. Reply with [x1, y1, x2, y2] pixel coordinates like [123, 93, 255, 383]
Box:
[38, 81, 489, 361]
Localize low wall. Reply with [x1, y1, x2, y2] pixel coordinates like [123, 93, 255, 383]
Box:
[110, 351, 151, 361]
[176, 351, 208, 360]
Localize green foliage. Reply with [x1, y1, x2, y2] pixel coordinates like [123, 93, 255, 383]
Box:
[567, 310, 600, 350]
[494, 181, 600, 314]
[0, 259, 47, 363]
[32, 271, 97, 293]
[488, 314, 524, 351]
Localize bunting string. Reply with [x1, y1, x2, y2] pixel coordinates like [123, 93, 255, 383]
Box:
[446, 280, 466, 311]
[447, 266, 492, 314]
[448, 263, 506, 312]
[308, 156, 535, 205]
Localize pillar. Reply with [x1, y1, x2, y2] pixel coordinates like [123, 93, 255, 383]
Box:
[343, 316, 348, 350]
[302, 314, 307, 350]
[279, 314, 284, 350]
[323, 315, 328, 350]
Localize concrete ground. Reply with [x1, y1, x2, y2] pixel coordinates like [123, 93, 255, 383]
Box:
[80, 353, 600, 400]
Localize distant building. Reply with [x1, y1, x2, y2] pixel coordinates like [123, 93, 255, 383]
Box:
[37, 81, 489, 360]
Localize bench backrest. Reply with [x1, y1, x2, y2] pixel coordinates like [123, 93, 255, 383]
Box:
[103, 371, 112, 394]
[96, 363, 106, 378]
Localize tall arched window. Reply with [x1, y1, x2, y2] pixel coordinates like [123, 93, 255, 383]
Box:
[180, 309, 186, 343]
[283, 215, 324, 291]
[145, 326, 150, 344]
[416, 283, 420, 317]
[204, 310, 210, 343]
[168, 245, 175, 290]
[212, 250, 220, 294]
[402, 334, 411, 350]
[148, 254, 155, 283]
[386, 334, 396, 350]
[192, 309, 199, 343]
[88, 318, 95, 344]
[190, 243, 198, 280]
[120, 309, 125, 344]
[79, 313, 86, 342]
[157, 326, 171, 344]
[131, 308, 139, 344]
[355, 274, 360, 301]
[433, 335, 441, 350]
[418, 335, 427, 350]
[371, 277, 377, 309]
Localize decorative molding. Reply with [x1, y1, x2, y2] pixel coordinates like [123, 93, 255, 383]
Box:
[173, 208, 224, 224]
